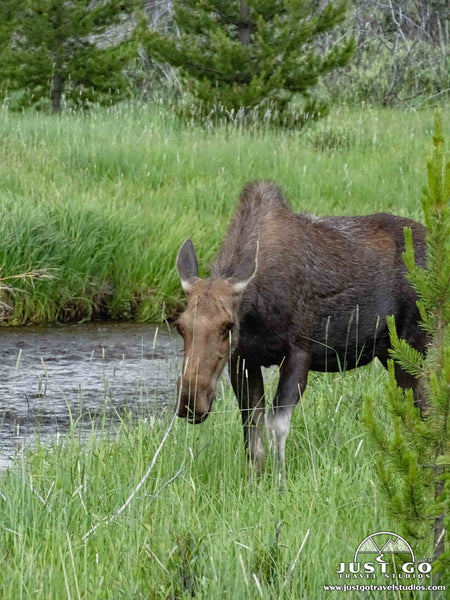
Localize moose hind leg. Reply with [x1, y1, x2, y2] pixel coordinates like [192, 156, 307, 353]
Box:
[377, 333, 428, 411]
[394, 364, 427, 411]
[230, 359, 266, 474]
[399, 329, 428, 411]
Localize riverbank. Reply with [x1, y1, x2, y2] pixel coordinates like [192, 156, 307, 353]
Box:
[0, 103, 444, 325]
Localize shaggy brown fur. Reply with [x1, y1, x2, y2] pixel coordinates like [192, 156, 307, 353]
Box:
[175, 181, 427, 475]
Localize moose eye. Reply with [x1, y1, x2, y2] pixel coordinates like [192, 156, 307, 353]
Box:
[223, 322, 235, 335]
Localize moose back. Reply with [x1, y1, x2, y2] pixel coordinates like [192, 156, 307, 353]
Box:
[174, 181, 427, 478]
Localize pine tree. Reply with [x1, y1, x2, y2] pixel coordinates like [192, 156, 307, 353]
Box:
[0, 0, 140, 112]
[142, 0, 354, 125]
[363, 114, 450, 584]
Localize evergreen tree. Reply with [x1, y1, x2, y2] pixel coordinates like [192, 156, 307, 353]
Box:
[142, 0, 354, 125]
[0, 0, 140, 112]
[363, 115, 450, 584]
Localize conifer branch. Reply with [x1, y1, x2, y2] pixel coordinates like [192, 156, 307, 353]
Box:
[364, 113, 450, 584]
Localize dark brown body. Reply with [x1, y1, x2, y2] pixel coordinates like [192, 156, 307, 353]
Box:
[175, 181, 427, 477]
[215, 184, 426, 374]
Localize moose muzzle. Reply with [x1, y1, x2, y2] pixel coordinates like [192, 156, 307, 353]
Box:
[175, 376, 215, 424]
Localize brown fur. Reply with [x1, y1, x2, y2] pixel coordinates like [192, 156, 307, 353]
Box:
[175, 181, 427, 473]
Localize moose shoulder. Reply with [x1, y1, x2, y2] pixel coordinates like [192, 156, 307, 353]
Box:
[174, 181, 427, 480]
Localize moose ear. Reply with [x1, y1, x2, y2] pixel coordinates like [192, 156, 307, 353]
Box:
[230, 241, 259, 294]
[176, 239, 199, 293]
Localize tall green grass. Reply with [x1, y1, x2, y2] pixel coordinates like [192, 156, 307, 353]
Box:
[2, 359, 437, 599]
[0, 102, 446, 324]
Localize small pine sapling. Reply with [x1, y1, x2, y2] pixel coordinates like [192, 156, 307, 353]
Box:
[363, 114, 450, 584]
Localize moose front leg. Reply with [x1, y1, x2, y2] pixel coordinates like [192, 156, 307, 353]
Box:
[230, 358, 266, 474]
[266, 349, 311, 487]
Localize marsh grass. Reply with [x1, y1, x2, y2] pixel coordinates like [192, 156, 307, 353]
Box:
[0, 102, 446, 324]
[0, 358, 436, 599]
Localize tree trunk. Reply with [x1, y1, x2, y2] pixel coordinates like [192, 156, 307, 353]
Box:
[51, 72, 63, 113]
[238, 1, 251, 46]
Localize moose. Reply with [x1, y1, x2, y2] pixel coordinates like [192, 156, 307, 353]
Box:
[174, 181, 427, 480]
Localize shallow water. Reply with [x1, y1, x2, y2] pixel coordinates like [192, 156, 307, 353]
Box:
[0, 322, 182, 468]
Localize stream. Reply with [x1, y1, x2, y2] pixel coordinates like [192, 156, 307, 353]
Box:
[0, 322, 182, 468]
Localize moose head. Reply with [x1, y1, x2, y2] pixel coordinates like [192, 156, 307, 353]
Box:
[174, 239, 258, 423]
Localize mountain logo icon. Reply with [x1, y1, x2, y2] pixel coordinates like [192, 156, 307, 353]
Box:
[354, 531, 415, 564]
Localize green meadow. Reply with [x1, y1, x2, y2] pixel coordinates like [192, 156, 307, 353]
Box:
[0, 104, 448, 598]
[0, 103, 444, 324]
